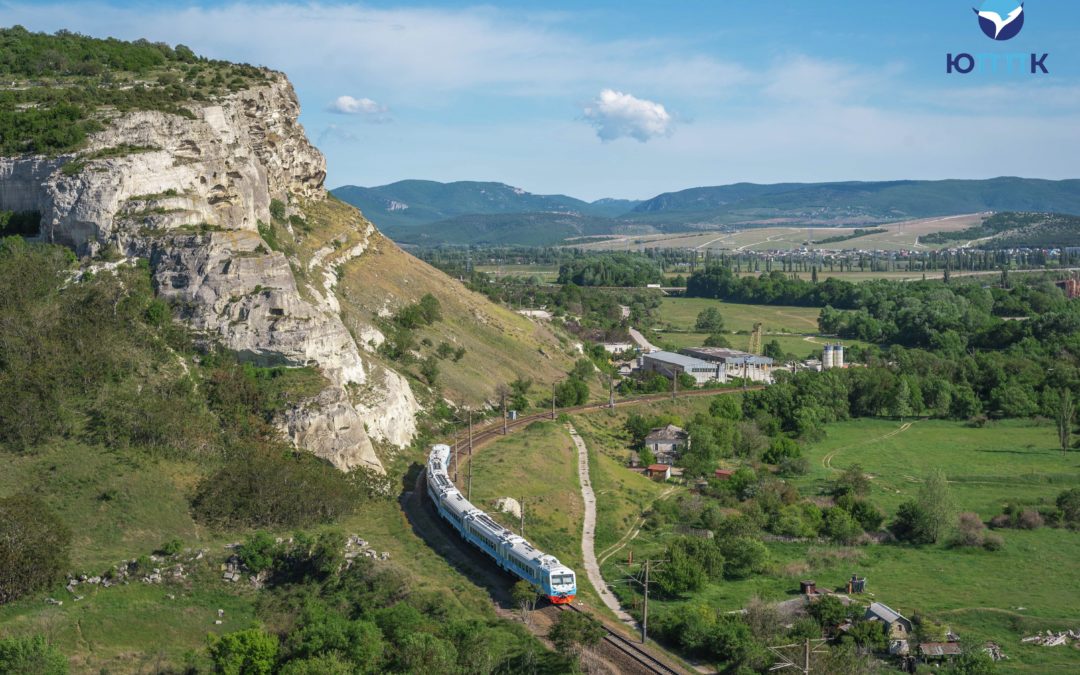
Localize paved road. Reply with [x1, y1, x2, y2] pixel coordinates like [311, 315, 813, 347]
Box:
[628, 326, 659, 353]
[567, 423, 637, 626]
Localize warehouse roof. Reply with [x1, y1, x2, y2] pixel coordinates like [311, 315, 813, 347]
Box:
[680, 347, 774, 366]
[644, 351, 716, 369]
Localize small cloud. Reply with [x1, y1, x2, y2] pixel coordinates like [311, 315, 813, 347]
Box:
[327, 95, 391, 122]
[583, 89, 674, 142]
[317, 124, 360, 146]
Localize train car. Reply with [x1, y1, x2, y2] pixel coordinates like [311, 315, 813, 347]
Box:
[426, 444, 576, 603]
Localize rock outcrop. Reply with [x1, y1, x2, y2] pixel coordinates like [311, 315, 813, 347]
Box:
[0, 72, 418, 472]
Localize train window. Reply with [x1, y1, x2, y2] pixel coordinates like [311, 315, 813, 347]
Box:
[553, 574, 573, 585]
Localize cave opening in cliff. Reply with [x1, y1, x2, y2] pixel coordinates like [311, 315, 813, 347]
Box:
[0, 210, 41, 237]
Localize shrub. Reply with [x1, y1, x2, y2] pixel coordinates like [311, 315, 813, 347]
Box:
[207, 628, 279, 675]
[1057, 488, 1080, 525]
[0, 495, 71, 604]
[762, 437, 801, 464]
[237, 532, 279, 573]
[191, 447, 358, 529]
[891, 501, 937, 545]
[269, 199, 287, 221]
[983, 532, 1006, 551]
[157, 538, 184, 556]
[1017, 509, 1044, 530]
[778, 455, 810, 477]
[821, 507, 862, 544]
[831, 464, 870, 497]
[950, 512, 988, 548]
[0, 635, 67, 674]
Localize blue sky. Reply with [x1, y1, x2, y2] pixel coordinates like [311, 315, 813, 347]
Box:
[3, 1, 1079, 199]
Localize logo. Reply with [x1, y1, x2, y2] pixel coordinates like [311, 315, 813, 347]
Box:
[974, 0, 1025, 41]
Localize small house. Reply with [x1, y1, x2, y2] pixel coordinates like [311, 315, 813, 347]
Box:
[646, 464, 672, 481]
[644, 425, 688, 465]
[865, 602, 913, 640]
[714, 469, 735, 481]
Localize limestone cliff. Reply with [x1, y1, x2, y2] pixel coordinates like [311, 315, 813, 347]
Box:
[0, 73, 418, 472]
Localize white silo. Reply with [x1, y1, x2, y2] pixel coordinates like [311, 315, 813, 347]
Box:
[823, 344, 834, 370]
[834, 344, 844, 369]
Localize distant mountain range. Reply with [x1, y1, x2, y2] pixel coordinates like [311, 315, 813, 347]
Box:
[332, 177, 1080, 246]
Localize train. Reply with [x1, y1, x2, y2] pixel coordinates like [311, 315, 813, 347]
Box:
[425, 444, 577, 604]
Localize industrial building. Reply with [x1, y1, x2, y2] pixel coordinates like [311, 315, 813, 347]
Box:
[822, 343, 846, 369]
[678, 347, 774, 384]
[640, 351, 722, 385]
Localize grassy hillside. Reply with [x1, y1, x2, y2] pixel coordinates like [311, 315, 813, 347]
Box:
[924, 212, 1080, 249]
[0, 234, 567, 674]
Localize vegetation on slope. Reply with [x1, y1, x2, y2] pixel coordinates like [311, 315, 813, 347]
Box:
[924, 211, 1080, 248]
[0, 26, 270, 155]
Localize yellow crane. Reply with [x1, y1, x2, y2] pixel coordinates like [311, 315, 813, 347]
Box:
[748, 322, 763, 355]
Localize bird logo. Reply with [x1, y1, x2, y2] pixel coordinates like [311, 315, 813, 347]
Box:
[974, 0, 1025, 41]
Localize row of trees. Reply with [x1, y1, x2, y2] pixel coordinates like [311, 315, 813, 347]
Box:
[557, 253, 664, 287]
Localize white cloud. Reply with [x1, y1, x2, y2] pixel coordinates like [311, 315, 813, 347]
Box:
[583, 89, 674, 142]
[328, 95, 390, 122]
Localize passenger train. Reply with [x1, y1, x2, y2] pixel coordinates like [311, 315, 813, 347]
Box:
[426, 444, 577, 604]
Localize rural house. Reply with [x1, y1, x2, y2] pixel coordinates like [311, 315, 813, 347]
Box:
[645, 464, 672, 481]
[645, 424, 688, 464]
[865, 602, 913, 654]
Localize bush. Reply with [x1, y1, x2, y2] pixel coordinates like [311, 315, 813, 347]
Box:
[891, 501, 937, 545]
[695, 307, 725, 333]
[1057, 488, 1080, 525]
[237, 532, 278, 573]
[821, 507, 862, 544]
[0, 635, 67, 674]
[762, 437, 800, 464]
[0, 495, 71, 604]
[157, 538, 184, 556]
[191, 447, 358, 529]
[983, 532, 1006, 551]
[950, 512, 988, 548]
[1018, 509, 1044, 530]
[831, 464, 870, 497]
[778, 455, 810, 477]
[207, 628, 279, 675]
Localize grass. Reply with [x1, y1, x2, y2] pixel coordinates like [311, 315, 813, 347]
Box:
[308, 199, 580, 409]
[658, 297, 821, 334]
[475, 264, 560, 282]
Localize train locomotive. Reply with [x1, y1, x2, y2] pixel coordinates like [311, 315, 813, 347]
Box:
[426, 444, 577, 604]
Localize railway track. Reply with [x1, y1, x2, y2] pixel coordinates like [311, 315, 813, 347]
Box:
[556, 604, 684, 675]
[446, 386, 763, 455]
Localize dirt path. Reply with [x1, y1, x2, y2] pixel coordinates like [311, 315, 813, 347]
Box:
[598, 487, 676, 567]
[821, 421, 914, 471]
[567, 423, 636, 626]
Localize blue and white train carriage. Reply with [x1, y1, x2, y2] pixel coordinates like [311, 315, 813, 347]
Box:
[426, 444, 577, 604]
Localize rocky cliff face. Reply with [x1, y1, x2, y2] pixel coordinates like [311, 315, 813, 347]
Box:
[0, 73, 418, 472]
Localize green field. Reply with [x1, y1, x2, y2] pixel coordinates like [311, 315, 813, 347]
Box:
[475, 264, 560, 282]
[659, 298, 821, 334]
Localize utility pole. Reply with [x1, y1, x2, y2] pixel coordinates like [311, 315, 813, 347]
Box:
[642, 559, 651, 644]
[503, 395, 508, 435]
[520, 497, 525, 538]
[671, 370, 677, 401]
[453, 442, 459, 483]
[467, 409, 474, 500]
[768, 637, 827, 675]
[551, 382, 557, 420]
[609, 375, 615, 409]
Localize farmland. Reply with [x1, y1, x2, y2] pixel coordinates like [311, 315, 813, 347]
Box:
[574, 214, 989, 253]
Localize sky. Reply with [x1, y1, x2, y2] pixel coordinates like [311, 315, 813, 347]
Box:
[3, 1, 1079, 200]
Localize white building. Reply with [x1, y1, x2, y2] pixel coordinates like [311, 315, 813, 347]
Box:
[640, 351, 722, 385]
[679, 347, 774, 384]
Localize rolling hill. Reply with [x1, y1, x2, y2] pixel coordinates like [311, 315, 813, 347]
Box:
[334, 178, 1080, 247]
[332, 180, 640, 233]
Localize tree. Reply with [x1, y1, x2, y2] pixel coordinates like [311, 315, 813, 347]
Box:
[0, 635, 67, 675]
[419, 356, 439, 385]
[704, 333, 732, 348]
[207, 628, 279, 675]
[399, 633, 458, 673]
[919, 469, 955, 543]
[512, 580, 539, 622]
[808, 595, 850, 632]
[846, 620, 887, 651]
[549, 611, 605, 664]
[1057, 488, 1080, 525]
[831, 464, 870, 497]
[695, 307, 725, 333]
[891, 501, 937, 545]
[762, 437, 801, 464]
[821, 507, 862, 544]
[0, 494, 71, 604]
[717, 536, 768, 579]
[638, 446, 656, 467]
[1057, 388, 1074, 457]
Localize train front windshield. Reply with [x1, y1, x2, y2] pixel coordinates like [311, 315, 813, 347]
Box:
[553, 574, 574, 586]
